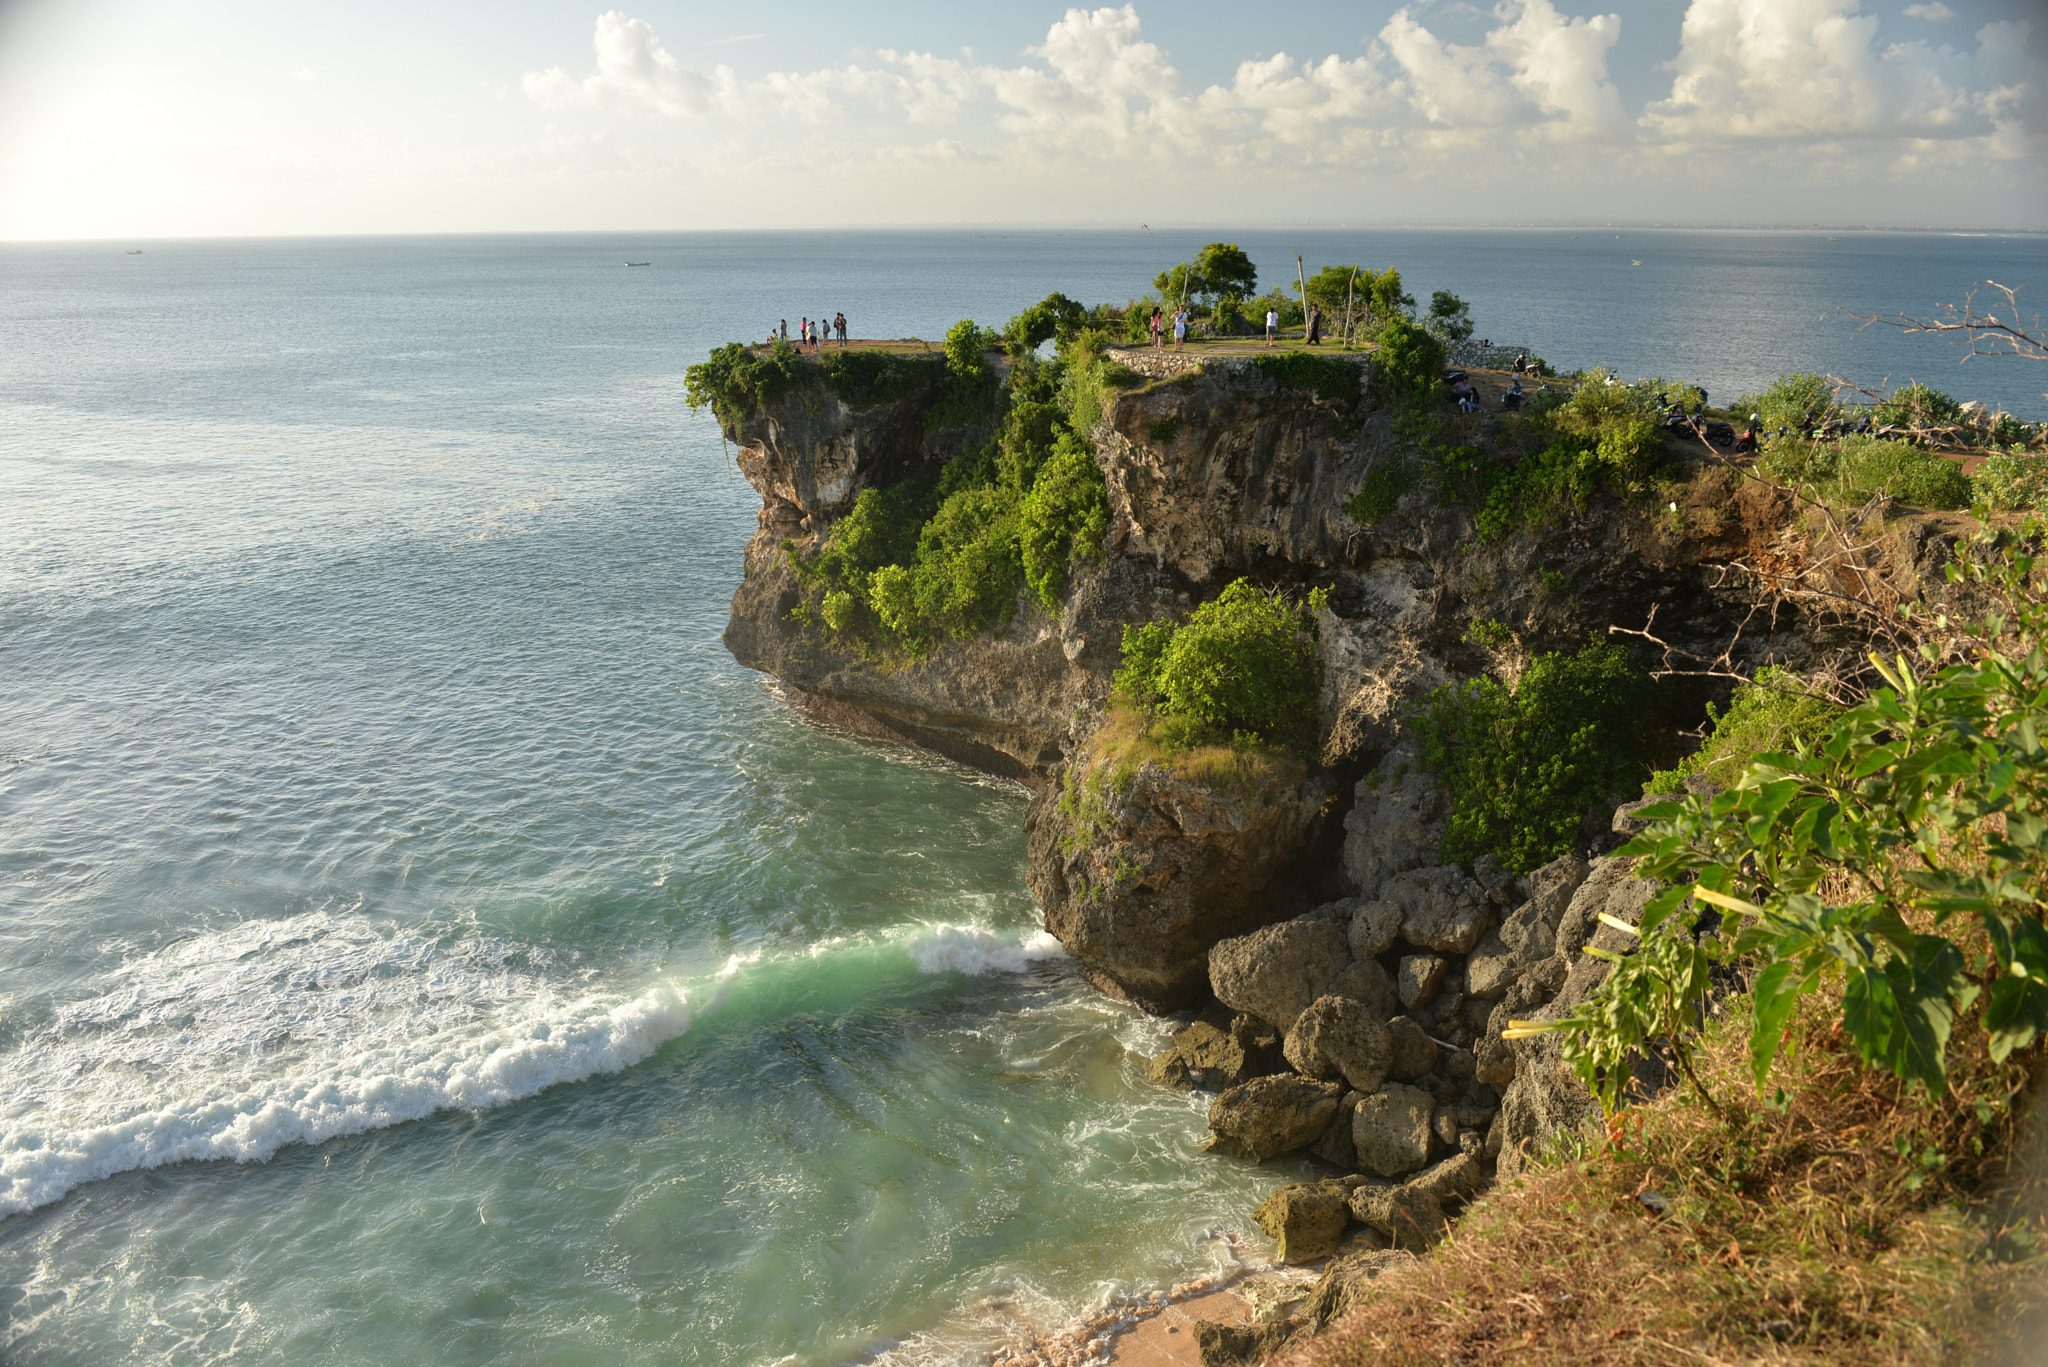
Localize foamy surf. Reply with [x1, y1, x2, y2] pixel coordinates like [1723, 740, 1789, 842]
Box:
[0, 911, 702, 1218]
[904, 924, 1067, 976]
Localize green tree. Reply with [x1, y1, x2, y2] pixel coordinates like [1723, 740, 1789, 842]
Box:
[1427, 290, 1475, 343]
[1006, 292, 1088, 354]
[1155, 243, 1258, 309]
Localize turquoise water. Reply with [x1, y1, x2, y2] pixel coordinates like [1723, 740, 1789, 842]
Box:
[3, 230, 2045, 1366]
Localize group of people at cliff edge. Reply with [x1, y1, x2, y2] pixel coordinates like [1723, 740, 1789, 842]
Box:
[1145, 302, 1330, 351]
[774, 314, 847, 349]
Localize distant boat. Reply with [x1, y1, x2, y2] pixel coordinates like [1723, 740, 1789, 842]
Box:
[126, 249, 142, 255]
[1631, 259, 1642, 266]
[625, 261, 650, 267]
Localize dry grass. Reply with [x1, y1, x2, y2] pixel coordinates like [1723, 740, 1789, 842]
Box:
[1281, 991, 2048, 1367]
[1085, 702, 1306, 803]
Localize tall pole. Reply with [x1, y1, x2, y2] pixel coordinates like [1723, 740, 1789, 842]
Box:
[1295, 253, 1308, 344]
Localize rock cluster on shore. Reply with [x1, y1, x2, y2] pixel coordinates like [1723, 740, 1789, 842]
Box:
[1142, 753, 1661, 1273]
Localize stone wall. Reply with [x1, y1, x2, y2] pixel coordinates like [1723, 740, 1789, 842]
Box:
[1444, 340, 1537, 371]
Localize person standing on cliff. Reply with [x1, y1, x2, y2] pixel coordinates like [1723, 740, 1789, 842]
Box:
[1265, 307, 1278, 347]
[835, 312, 847, 347]
[1149, 306, 1163, 350]
[1172, 306, 1188, 351]
[1305, 305, 1322, 346]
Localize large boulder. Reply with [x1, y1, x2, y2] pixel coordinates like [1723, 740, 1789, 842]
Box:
[1207, 1075, 1345, 1161]
[1210, 919, 1352, 1029]
[1341, 753, 1447, 899]
[1252, 1180, 1355, 1263]
[1029, 757, 1329, 1011]
[1382, 866, 1494, 954]
[1396, 953, 1449, 1011]
[1347, 900, 1404, 959]
[1283, 997, 1392, 1094]
[1147, 1013, 1283, 1091]
[1352, 1083, 1436, 1177]
[1384, 1015, 1439, 1080]
[1347, 1153, 1486, 1252]
[1324, 957, 1399, 1021]
[1310, 1091, 1364, 1169]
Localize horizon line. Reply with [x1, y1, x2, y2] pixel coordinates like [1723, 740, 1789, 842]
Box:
[7, 221, 2048, 246]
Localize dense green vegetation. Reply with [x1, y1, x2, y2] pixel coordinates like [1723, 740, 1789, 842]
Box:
[1250, 352, 1364, 405]
[1760, 431, 1975, 510]
[1541, 523, 2048, 1111]
[1343, 460, 1412, 523]
[817, 348, 945, 409]
[1412, 641, 1651, 872]
[1114, 580, 1326, 752]
[1369, 318, 1445, 403]
[683, 338, 813, 428]
[780, 312, 1115, 655]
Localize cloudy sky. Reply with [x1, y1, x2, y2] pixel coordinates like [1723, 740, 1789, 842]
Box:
[0, 0, 2041, 239]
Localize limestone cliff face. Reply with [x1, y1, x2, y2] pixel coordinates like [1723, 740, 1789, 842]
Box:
[720, 352, 1785, 1003]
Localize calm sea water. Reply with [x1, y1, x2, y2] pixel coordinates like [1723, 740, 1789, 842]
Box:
[3, 228, 2045, 1367]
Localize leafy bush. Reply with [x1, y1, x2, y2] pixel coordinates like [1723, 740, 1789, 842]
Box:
[1413, 641, 1651, 872]
[868, 486, 1025, 650]
[1876, 381, 1963, 429]
[944, 319, 999, 389]
[684, 338, 815, 428]
[1115, 580, 1324, 751]
[818, 349, 945, 410]
[1371, 319, 1445, 403]
[1252, 352, 1364, 406]
[1643, 667, 1841, 796]
[1345, 461, 1412, 523]
[1735, 371, 1836, 435]
[1975, 449, 2048, 511]
[1019, 434, 1110, 613]
[1544, 527, 2048, 1106]
[1836, 436, 1972, 509]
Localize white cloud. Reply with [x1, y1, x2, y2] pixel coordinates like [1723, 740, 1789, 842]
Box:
[520, 1, 2041, 192]
[1642, 0, 1996, 142]
[1903, 2, 1955, 19]
[522, 10, 742, 118]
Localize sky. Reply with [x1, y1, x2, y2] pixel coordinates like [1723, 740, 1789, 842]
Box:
[0, 0, 2041, 239]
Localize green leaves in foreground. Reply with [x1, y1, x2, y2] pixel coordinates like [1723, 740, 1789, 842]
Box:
[1543, 524, 2048, 1106]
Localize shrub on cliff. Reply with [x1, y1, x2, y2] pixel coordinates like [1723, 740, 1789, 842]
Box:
[1414, 641, 1649, 872]
[1735, 370, 1837, 436]
[1876, 379, 1964, 430]
[1115, 580, 1325, 752]
[1005, 292, 1088, 355]
[1020, 434, 1109, 614]
[1370, 319, 1445, 404]
[1252, 353, 1363, 406]
[818, 349, 944, 410]
[1976, 448, 2048, 511]
[1835, 436, 1972, 510]
[684, 338, 814, 428]
[1643, 666, 1840, 797]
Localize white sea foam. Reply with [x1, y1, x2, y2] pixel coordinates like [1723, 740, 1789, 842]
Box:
[0, 910, 702, 1218]
[905, 924, 1067, 976]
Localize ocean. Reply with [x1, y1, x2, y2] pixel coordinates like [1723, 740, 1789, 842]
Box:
[3, 228, 2044, 1366]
